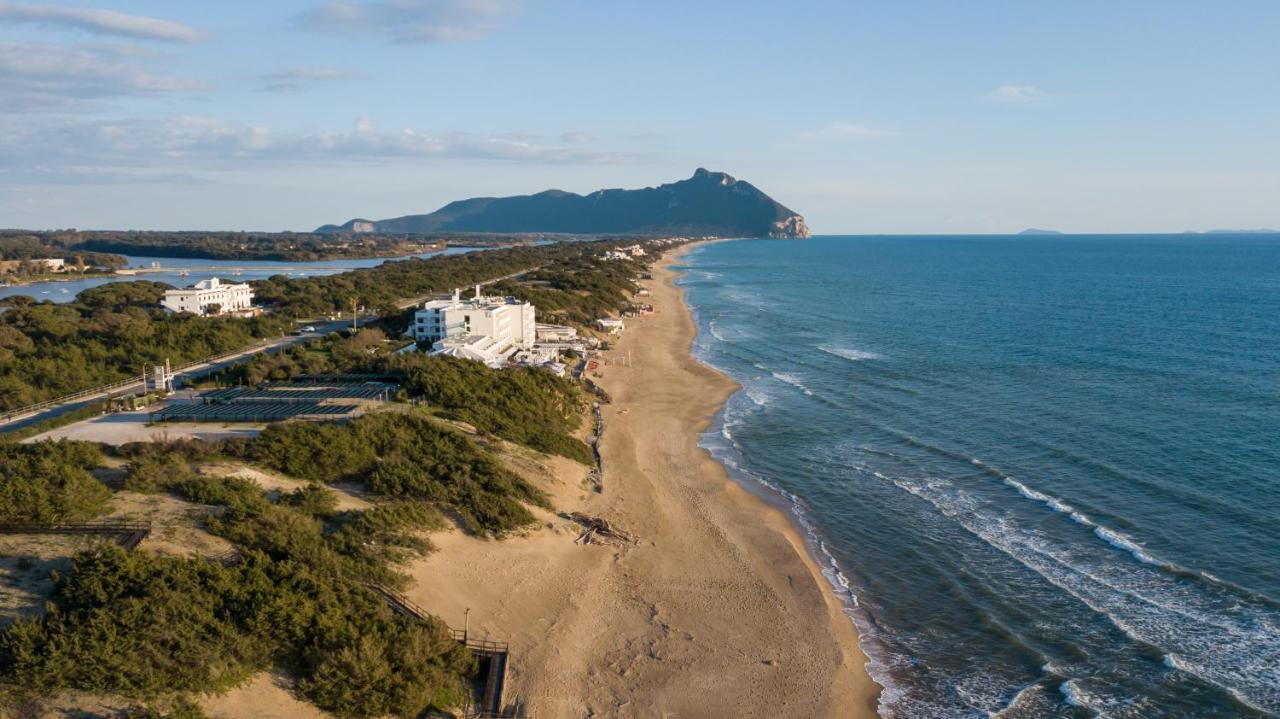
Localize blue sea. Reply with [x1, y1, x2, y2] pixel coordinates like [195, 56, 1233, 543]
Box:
[677, 235, 1280, 718]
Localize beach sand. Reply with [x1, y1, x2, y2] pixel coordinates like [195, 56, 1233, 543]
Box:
[407, 247, 879, 718]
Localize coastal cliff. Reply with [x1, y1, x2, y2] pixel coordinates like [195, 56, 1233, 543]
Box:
[317, 169, 811, 239]
[770, 214, 810, 238]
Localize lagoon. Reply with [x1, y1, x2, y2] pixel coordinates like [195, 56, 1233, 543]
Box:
[0, 246, 487, 304]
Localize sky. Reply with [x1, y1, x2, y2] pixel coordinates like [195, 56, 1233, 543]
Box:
[0, 0, 1277, 234]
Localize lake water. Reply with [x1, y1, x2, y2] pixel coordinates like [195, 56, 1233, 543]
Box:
[679, 235, 1280, 718]
[0, 246, 486, 303]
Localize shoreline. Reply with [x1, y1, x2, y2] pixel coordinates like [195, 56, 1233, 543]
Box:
[405, 241, 879, 717]
[662, 243, 883, 713]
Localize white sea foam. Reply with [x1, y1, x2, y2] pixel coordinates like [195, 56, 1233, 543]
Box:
[1092, 526, 1162, 566]
[1058, 680, 1086, 708]
[1003, 477, 1096, 527]
[1001, 476, 1170, 569]
[875, 468, 1280, 714]
[770, 370, 815, 395]
[820, 345, 883, 362]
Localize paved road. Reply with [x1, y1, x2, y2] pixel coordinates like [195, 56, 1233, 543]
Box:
[0, 319, 352, 434]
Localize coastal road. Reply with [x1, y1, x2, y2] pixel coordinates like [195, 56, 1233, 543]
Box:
[391, 264, 544, 310]
[0, 318, 352, 434]
[0, 264, 544, 434]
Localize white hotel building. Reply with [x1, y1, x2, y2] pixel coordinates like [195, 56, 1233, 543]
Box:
[411, 287, 536, 366]
[161, 277, 255, 316]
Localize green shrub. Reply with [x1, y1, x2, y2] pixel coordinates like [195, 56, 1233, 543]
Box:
[240, 413, 548, 536]
[0, 545, 474, 717]
[0, 441, 110, 522]
[122, 452, 196, 494]
[280, 483, 340, 517]
[390, 355, 592, 464]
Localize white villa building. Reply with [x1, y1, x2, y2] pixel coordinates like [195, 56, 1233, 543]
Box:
[411, 287, 536, 366]
[161, 277, 255, 316]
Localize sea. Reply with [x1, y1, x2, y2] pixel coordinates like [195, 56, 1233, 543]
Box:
[677, 235, 1280, 718]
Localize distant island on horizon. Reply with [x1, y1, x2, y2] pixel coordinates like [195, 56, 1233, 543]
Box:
[316, 169, 811, 239]
[1194, 228, 1280, 234]
[1017, 228, 1065, 236]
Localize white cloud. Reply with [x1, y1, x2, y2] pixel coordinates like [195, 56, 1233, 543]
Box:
[260, 66, 359, 93]
[298, 0, 517, 42]
[0, 42, 205, 113]
[0, 2, 204, 42]
[800, 122, 897, 141]
[985, 84, 1043, 103]
[0, 116, 627, 182]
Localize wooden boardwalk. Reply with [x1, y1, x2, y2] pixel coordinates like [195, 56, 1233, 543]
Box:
[0, 520, 152, 549]
[366, 584, 513, 717]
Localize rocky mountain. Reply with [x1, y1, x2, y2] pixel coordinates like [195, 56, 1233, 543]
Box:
[316, 169, 810, 238]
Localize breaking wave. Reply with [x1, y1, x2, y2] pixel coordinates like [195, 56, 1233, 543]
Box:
[820, 345, 883, 362]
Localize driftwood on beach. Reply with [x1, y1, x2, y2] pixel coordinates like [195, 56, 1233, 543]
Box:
[565, 511, 637, 545]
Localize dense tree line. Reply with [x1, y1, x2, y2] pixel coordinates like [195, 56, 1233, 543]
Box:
[391, 355, 593, 464]
[248, 241, 591, 317]
[490, 254, 641, 327]
[0, 241, 629, 411]
[0, 233, 127, 269]
[0, 230, 435, 263]
[0, 296, 287, 410]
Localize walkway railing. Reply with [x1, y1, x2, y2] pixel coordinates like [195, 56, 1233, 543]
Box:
[0, 375, 145, 423]
[0, 339, 280, 428]
[0, 520, 152, 548]
[365, 583, 511, 716]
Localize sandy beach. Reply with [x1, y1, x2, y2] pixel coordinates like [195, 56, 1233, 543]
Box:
[408, 246, 879, 718]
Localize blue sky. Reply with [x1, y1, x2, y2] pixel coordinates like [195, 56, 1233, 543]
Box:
[1, 0, 1277, 233]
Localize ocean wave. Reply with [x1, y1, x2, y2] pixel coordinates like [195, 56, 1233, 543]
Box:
[990, 682, 1059, 718]
[1092, 526, 1162, 567]
[820, 345, 883, 362]
[1002, 476, 1096, 529]
[1057, 680, 1088, 709]
[999, 475, 1168, 569]
[875, 468, 1280, 714]
[770, 370, 815, 396]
